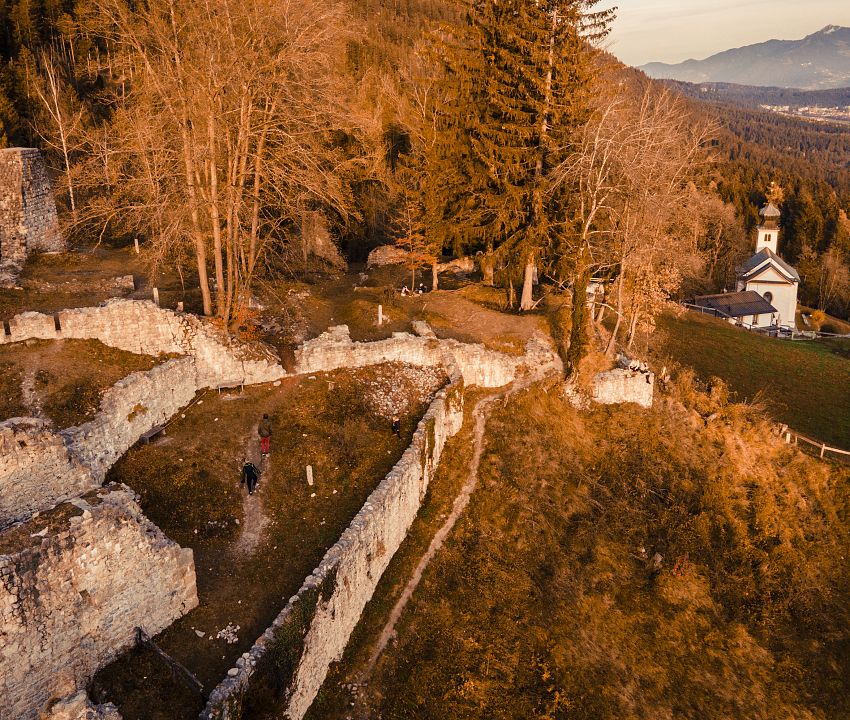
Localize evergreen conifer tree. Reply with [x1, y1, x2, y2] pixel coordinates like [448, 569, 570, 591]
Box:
[432, 0, 612, 309]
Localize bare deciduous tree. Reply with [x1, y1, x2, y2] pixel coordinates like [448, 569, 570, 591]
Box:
[82, 0, 355, 323]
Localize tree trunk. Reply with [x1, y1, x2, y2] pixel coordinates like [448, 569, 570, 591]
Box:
[520, 256, 535, 311]
[207, 111, 226, 318]
[169, 0, 212, 316]
[566, 262, 592, 376]
[605, 271, 625, 357]
[626, 309, 640, 350]
[431, 261, 439, 291]
[481, 253, 495, 286]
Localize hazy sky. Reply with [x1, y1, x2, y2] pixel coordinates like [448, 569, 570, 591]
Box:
[602, 0, 850, 67]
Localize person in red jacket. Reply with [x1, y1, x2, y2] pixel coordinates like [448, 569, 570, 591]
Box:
[258, 414, 272, 455]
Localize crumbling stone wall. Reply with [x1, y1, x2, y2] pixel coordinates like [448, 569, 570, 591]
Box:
[295, 325, 523, 389]
[202, 372, 465, 720]
[1, 299, 284, 387]
[0, 358, 198, 525]
[0, 418, 96, 530]
[592, 368, 654, 409]
[0, 148, 63, 272]
[61, 357, 198, 480]
[0, 485, 197, 720]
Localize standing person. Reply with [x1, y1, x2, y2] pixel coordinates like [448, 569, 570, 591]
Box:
[391, 416, 401, 436]
[241, 461, 260, 495]
[258, 413, 272, 455]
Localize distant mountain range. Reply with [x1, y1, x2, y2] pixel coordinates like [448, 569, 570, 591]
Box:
[640, 25, 850, 90]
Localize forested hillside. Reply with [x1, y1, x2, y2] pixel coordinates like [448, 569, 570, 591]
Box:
[1, 0, 849, 330]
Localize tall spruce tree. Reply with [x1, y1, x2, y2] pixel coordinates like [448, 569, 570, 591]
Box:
[433, 0, 612, 310]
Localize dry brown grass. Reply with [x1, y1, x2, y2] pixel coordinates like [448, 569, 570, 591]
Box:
[0, 339, 162, 427]
[311, 380, 850, 720]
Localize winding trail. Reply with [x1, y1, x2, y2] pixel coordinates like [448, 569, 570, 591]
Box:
[360, 370, 545, 686]
[231, 426, 271, 557]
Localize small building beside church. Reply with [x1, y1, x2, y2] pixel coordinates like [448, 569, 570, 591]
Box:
[694, 201, 799, 331]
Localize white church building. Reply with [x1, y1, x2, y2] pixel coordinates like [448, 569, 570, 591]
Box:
[735, 202, 800, 329]
[695, 202, 800, 331]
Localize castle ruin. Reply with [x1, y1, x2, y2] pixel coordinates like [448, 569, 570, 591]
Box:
[0, 148, 64, 283]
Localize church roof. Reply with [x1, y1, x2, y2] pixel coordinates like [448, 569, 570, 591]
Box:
[760, 202, 781, 218]
[737, 248, 800, 283]
[693, 291, 777, 318]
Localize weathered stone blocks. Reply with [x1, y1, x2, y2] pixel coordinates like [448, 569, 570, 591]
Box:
[592, 368, 655, 409]
[61, 357, 199, 480]
[294, 324, 526, 389]
[0, 148, 63, 284]
[1, 299, 285, 388]
[0, 485, 197, 720]
[0, 418, 96, 529]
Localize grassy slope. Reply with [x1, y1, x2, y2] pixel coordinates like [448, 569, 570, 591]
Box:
[313, 383, 850, 720]
[653, 311, 850, 449]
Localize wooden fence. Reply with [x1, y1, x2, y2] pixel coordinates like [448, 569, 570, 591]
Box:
[779, 425, 850, 461]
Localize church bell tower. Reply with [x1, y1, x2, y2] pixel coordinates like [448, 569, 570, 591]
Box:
[755, 202, 781, 254]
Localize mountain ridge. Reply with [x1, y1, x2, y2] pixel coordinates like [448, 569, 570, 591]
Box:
[640, 25, 850, 90]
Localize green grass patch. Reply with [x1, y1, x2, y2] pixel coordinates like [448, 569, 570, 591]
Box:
[654, 310, 850, 450]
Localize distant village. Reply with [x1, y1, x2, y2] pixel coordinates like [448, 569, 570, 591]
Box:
[759, 104, 850, 124]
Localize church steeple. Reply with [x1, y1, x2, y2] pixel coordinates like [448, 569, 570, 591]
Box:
[756, 202, 780, 254]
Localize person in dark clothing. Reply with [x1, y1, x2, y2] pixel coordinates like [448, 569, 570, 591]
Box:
[241, 461, 260, 495]
[258, 414, 272, 455]
[391, 416, 401, 436]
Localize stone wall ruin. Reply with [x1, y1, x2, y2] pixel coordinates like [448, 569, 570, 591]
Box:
[203, 328, 561, 720]
[1, 299, 285, 388]
[0, 298, 288, 718]
[0, 417, 95, 529]
[0, 148, 63, 284]
[0, 485, 198, 720]
[0, 301, 561, 720]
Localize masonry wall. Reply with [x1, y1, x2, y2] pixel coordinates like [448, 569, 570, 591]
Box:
[294, 325, 521, 388]
[0, 418, 96, 530]
[0, 148, 63, 267]
[0, 485, 198, 720]
[1, 299, 285, 387]
[62, 357, 199, 480]
[592, 368, 655, 409]
[202, 375, 465, 720]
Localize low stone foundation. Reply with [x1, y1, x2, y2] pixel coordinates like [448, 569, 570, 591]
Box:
[295, 325, 527, 388]
[0, 485, 197, 720]
[592, 368, 655, 409]
[0, 418, 95, 529]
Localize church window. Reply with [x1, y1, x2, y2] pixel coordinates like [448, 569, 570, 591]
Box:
[763, 291, 773, 304]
